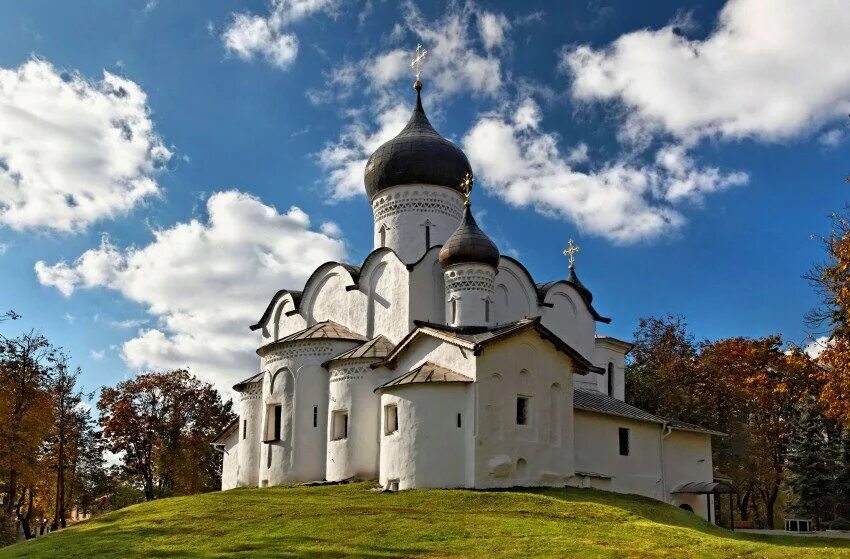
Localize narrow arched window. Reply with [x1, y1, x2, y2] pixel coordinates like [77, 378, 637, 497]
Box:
[422, 220, 433, 251]
[379, 224, 388, 248]
[450, 297, 458, 324]
[484, 297, 491, 323]
[607, 362, 614, 397]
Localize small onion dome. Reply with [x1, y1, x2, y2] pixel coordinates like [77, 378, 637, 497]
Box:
[439, 205, 500, 269]
[364, 82, 472, 199]
[566, 265, 593, 304]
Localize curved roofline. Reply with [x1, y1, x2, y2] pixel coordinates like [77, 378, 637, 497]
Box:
[249, 289, 303, 331]
[250, 247, 611, 333]
[536, 279, 611, 324]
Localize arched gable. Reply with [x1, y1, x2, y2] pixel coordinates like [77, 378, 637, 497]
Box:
[494, 257, 537, 324]
[301, 263, 359, 328]
[358, 250, 410, 342]
[269, 293, 307, 342]
[540, 283, 595, 359]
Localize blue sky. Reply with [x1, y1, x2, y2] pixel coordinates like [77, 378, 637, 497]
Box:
[0, 0, 847, 398]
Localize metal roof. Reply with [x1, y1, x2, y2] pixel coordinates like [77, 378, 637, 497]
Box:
[364, 85, 472, 199]
[376, 361, 472, 392]
[573, 389, 665, 424]
[257, 321, 367, 357]
[439, 206, 500, 269]
[671, 481, 736, 494]
[232, 372, 264, 392]
[376, 318, 604, 375]
[326, 335, 396, 366]
[211, 418, 239, 444]
[574, 389, 727, 436]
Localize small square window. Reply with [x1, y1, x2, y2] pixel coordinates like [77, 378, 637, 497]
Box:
[331, 410, 348, 440]
[384, 404, 399, 435]
[516, 396, 529, 425]
[618, 427, 630, 456]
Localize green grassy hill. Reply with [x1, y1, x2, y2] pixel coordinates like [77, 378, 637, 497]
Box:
[2, 483, 849, 558]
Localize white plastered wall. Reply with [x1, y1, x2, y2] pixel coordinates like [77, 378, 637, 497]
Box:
[573, 411, 664, 500]
[263, 293, 308, 343]
[378, 383, 473, 489]
[589, 340, 628, 399]
[326, 359, 396, 481]
[371, 184, 464, 264]
[407, 248, 445, 325]
[258, 338, 359, 486]
[540, 285, 596, 361]
[236, 382, 262, 487]
[493, 259, 537, 325]
[220, 428, 240, 490]
[665, 430, 715, 520]
[474, 330, 576, 488]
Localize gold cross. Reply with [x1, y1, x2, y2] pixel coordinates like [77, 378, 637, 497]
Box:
[411, 44, 427, 81]
[459, 172, 474, 206]
[562, 239, 580, 268]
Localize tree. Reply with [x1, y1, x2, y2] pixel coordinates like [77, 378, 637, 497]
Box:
[0, 330, 57, 543]
[97, 370, 234, 501]
[806, 211, 850, 427]
[787, 398, 840, 528]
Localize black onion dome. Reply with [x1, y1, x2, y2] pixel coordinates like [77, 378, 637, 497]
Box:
[439, 206, 500, 269]
[567, 265, 593, 304]
[364, 84, 472, 199]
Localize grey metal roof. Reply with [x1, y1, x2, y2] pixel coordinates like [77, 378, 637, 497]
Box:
[661, 418, 727, 437]
[364, 84, 472, 199]
[573, 389, 665, 424]
[257, 321, 367, 356]
[327, 335, 395, 364]
[574, 389, 726, 436]
[439, 205, 500, 269]
[376, 318, 603, 375]
[535, 279, 611, 324]
[671, 481, 736, 494]
[376, 362, 472, 391]
[232, 372, 263, 391]
[211, 418, 239, 444]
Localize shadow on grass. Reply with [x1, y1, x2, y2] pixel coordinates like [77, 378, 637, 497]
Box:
[529, 486, 850, 550]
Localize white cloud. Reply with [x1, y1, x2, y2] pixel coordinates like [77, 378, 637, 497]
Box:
[320, 221, 342, 237]
[819, 128, 845, 148]
[562, 0, 850, 143]
[565, 143, 590, 166]
[0, 59, 171, 232]
[477, 11, 510, 50]
[223, 0, 339, 70]
[36, 190, 346, 388]
[90, 349, 105, 361]
[64, 313, 75, 324]
[110, 318, 149, 329]
[318, 3, 509, 199]
[462, 98, 747, 243]
[0, 243, 7, 255]
[318, 103, 410, 200]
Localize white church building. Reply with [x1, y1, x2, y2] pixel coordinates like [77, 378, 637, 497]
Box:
[213, 76, 726, 520]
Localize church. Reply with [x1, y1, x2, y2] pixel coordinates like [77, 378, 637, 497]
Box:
[213, 64, 725, 521]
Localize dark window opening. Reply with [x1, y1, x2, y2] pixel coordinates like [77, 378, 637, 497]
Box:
[516, 396, 529, 425]
[242, 419, 247, 440]
[264, 404, 282, 442]
[273, 405, 282, 440]
[457, 413, 462, 428]
[313, 405, 318, 428]
[267, 445, 273, 468]
[484, 298, 491, 322]
[332, 410, 348, 440]
[425, 224, 431, 251]
[384, 404, 399, 435]
[379, 225, 387, 248]
[618, 427, 630, 456]
[607, 362, 615, 397]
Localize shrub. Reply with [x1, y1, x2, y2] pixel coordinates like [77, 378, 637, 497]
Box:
[828, 517, 850, 531]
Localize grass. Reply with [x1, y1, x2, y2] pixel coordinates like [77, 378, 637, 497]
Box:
[1, 482, 849, 558]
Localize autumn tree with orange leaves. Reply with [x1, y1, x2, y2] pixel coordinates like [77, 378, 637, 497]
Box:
[97, 370, 235, 501]
[806, 211, 850, 427]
